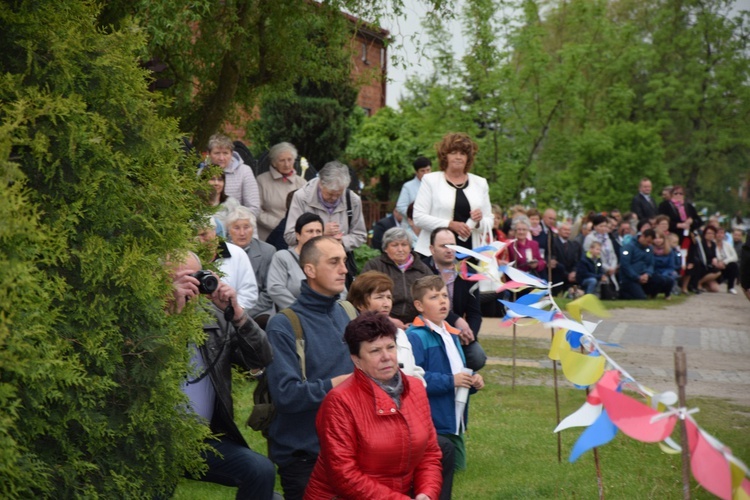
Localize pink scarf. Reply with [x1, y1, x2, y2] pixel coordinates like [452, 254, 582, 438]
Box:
[530, 224, 542, 237]
[672, 200, 687, 221]
[397, 253, 414, 272]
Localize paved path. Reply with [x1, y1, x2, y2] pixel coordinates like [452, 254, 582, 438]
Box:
[479, 291, 750, 405]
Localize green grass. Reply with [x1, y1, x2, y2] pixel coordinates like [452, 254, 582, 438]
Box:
[175, 367, 749, 499]
[481, 336, 551, 360]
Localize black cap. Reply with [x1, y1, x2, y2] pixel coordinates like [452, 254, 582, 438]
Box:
[413, 156, 432, 170]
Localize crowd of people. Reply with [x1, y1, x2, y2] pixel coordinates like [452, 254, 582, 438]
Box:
[174, 131, 749, 499]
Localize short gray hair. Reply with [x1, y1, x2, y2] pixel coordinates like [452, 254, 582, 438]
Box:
[318, 161, 351, 191]
[269, 142, 298, 164]
[207, 133, 234, 152]
[225, 206, 257, 232]
[511, 215, 531, 231]
[382, 227, 411, 252]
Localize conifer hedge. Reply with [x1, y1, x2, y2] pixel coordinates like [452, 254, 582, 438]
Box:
[1, 2, 211, 497]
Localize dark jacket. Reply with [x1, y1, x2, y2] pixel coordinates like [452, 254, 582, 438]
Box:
[200, 307, 273, 446]
[740, 239, 750, 291]
[620, 239, 655, 283]
[362, 252, 433, 324]
[265, 281, 354, 467]
[659, 200, 701, 236]
[422, 256, 482, 336]
[576, 253, 604, 284]
[630, 193, 658, 223]
[551, 236, 582, 284]
[371, 214, 399, 251]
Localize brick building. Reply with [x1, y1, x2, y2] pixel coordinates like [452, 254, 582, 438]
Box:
[346, 14, 389, 116]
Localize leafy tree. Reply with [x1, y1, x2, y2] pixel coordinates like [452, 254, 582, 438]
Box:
[346, 106, 426, 200]
[366, 0, 749, 215]
[97, 0, 455, 150]
[254, 77, 361, 171]
[1, 2, 211, 496]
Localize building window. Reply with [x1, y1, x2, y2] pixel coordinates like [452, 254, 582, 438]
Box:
[361, 42, 370, 65]
[361, 106, 372, 116]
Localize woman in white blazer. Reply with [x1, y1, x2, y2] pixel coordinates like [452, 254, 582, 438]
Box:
[413, 133, 494, 257]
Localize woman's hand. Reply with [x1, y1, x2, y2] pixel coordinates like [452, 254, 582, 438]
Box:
[469, 208, 483, 223]
[449, 220, 471, 240]
[414, 495, 432, 500]
[324, 221, 343, 240]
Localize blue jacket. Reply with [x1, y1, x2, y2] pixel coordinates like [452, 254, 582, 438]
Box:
[406, 317, 472, 435]
[653, 249, 680, 278]
[265, 281, 354, 467]
[620, 239, 654, 283]
[575, 253, 603, 284]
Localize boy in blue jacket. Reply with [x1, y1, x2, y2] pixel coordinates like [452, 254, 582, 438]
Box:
[406, 275, 484, 472]
[576, 240, 606, 295]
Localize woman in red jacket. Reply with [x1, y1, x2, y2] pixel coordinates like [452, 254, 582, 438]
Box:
[305, 313, 442, 500]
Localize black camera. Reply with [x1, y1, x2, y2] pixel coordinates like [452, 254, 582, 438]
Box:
[190, 270, 219, 294]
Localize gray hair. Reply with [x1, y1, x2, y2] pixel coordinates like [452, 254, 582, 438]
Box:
[225, 206, 257, 232]
[207, 133, 234, 152]
[382, 227, 411, 252]
[269, 142, 298, 164]
[318, 161, 351, 191]
[511, 215, 531, 231]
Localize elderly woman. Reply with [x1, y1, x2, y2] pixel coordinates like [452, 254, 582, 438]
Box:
[413, 133, 493, 256]
[348, 272, 425, 384]
[205, 133, 260, 217]
[507, 216, 546, 276]
[361, 227, 433, 327]
[225, 206, 276, 328]
[255, 142, 306, 241]
[283, 161, 366, 252]
[304, 313, 443, 500]
[267, 213, 324, 310]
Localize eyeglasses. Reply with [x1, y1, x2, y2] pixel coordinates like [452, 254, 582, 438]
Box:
[673, 192, 683, 195]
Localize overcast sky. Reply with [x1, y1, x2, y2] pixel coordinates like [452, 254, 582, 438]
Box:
[382, 0, 750, 109]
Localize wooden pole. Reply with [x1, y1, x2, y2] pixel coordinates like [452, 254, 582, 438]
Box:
[511, 292, 517, 390]
[547, 227, 562, 463]
[580, 343, 604, 497]
[675, 346, 691, 500]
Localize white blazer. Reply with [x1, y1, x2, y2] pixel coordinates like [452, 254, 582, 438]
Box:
[413, 171, 494, 256]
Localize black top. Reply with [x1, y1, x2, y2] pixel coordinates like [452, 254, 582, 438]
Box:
[449, 178, 472, 249]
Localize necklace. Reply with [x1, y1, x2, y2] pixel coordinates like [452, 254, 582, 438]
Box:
[446, 176, 468, 189]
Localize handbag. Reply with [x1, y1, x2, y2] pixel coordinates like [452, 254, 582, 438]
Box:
[598, 276, 618, 300]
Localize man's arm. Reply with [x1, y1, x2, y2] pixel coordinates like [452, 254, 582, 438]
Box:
[209, 280, 272, 369]
[265, 315, 341, 412]
[230, 311, 273, 369]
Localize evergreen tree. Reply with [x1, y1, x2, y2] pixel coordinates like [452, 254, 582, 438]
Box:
[1, 2, 210, 496]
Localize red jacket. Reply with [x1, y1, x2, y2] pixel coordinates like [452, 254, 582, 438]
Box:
[304, 368, 442, 500]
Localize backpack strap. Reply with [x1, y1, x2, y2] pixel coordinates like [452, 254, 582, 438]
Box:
[345, 189, 353, 229]
[279, 308, 306, 382]
[338, 300, 358, 321]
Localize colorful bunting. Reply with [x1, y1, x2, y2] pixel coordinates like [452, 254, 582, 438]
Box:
[569, 410, 618, 463]
[449, 247, 749, 496]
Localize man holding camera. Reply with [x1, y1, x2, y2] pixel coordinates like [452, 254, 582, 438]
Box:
[170, 252, 276, 499]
